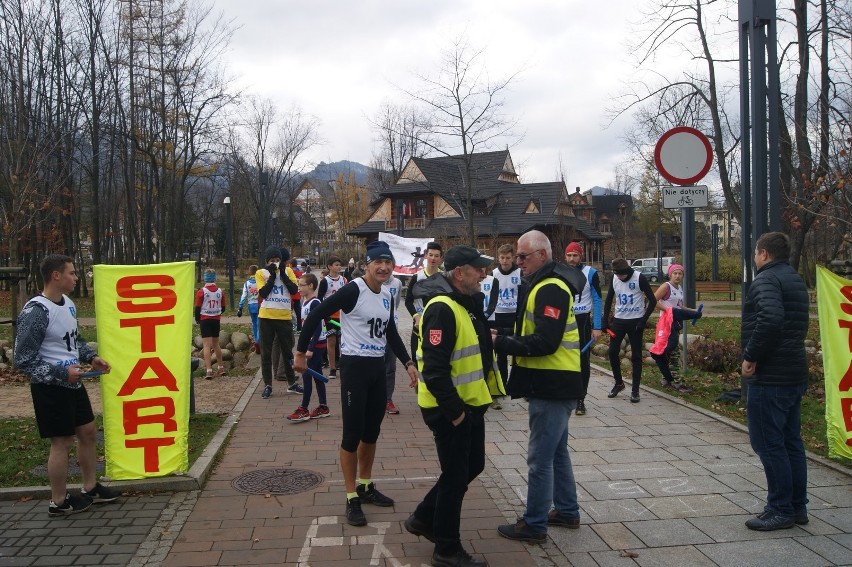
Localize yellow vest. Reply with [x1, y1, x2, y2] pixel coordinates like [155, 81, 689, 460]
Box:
[514, 277, 581, 372]
[416, 296, 502, 408]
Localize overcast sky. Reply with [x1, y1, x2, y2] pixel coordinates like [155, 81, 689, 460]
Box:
[212, 0, 651, 189]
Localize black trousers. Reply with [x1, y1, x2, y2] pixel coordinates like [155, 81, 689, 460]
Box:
[607, 318, 644, 394]
[414, 409, 485, 555]
[575, 313, 592, 399]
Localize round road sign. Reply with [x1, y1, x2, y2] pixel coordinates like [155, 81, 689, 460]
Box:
[654, 126, 713, 185]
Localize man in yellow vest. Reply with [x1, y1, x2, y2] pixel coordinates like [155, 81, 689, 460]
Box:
[405, 245, 504, 567]
[492, 230, 586, 544]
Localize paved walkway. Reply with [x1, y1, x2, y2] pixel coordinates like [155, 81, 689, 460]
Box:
[1, 318, 849, 566]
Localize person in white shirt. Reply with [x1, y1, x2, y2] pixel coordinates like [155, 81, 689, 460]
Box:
[491, 244, 521, 392]
[601, 258, 657, 403]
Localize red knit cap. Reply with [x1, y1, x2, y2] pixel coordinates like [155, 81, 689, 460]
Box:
[564, 242, 583, 255]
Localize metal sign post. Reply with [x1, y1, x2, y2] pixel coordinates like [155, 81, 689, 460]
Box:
[655, 126, 714, 378]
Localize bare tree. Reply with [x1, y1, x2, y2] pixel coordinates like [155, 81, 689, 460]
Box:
[614, 0, 852, 277]
[401, 37, 520, 245]
[368, 101, 432, 193]
[222, 97, 320, 260]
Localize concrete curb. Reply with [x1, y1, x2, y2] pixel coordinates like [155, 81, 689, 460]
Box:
[590, 360, 852, 480]
[0, 371, 262, 502]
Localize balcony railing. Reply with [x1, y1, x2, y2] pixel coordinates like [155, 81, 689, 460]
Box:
[385, 218, 427, 230]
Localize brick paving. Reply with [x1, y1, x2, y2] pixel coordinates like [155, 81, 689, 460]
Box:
[1, 313, 850, 566]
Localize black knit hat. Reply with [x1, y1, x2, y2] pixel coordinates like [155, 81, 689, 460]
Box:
[365, 241, 394, 264]
[263, 245, 281, 262]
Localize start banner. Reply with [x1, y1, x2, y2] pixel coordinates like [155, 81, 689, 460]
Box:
[379, 232, 434, 276]
[816, 266, 852, 460]
[93, 261, 194, 479]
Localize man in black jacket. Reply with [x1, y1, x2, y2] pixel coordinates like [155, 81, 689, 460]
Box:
[404, 245, 497, 567]
[491, 230, 587, 543]
[741, 231, 810, 531]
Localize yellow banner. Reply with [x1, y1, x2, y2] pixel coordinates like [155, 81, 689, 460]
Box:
[93, 262, 194, 479]
[816, 266, 852, 460]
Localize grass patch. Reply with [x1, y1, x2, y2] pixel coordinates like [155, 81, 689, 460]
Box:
[595, 316, 851, 469]
[0, 412, 226, 488]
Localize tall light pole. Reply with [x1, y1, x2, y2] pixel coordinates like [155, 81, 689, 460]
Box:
[618, 202, 628, 258]
[224, 195, 235, 311]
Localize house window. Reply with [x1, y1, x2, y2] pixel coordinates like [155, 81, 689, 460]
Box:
[600, 222, 610, 233]
[416, 199, 427, 218]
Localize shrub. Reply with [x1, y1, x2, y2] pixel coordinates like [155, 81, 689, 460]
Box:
[688, 338, 742, 373]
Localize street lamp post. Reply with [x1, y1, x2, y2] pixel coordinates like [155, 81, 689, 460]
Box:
[618, 202, 628, 258]
[224, 195, 235, 311]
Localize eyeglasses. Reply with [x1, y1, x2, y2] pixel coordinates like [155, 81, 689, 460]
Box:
[514, 249, 543, 262]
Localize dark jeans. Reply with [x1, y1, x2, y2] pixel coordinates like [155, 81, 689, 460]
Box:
[493, 312, 515, 389]
[746, 382, 809, 517]
[292, 299, 302, 331]
[608, 318, 645, 393]
[301, 346, 327, 408]
[260, 318, 295, 387]
[414, 409, 485, 555]
[575, 313, 592, 399]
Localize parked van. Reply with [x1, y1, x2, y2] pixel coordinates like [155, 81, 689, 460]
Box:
[631, 257, 675, 271]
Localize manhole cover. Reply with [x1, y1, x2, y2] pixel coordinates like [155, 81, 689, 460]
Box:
[231, 468, 324, 495]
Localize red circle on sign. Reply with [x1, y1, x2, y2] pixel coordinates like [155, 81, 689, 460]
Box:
[654, 126, 713, 185]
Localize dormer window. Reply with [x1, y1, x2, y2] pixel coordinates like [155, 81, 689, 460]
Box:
[525, 199, 540, 213]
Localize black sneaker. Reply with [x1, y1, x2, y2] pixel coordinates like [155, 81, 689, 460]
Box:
[575, 399, 586, 416]
[345, 496, 367, 526]
[287, 383, 304, 394]
[607, 382, 625, 398]
[404, 513, 436, 542]
[261, 385, 272, 399]
[48, 493, 92, 517]
[80, 483, 120, 504]
[356, 482, 394, 507]
[329, 368, 337, 378]
[745, 511, 795, 531]
[432, 548, 487, 567]
[547, 509, 580, 529]
[497, 519, 546, 543]
[630, 392, 640, 403]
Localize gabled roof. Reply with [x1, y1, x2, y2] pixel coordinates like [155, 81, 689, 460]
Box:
[297, 177, 336, 201]
[382, 150, 519, 208]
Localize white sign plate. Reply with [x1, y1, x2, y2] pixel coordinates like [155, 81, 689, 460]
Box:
[662, 185, 709, 209]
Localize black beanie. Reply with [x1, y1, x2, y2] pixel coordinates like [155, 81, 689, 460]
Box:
[365, 241, 394, 264]
[279, 247, 290, 262]
[264, 245, 281, 262]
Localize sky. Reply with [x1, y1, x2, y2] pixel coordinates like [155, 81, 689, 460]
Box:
[211, 0, 653, 190]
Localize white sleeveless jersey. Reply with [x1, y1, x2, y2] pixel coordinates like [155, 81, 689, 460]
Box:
[259, 268, 292, 312]
[340, 278, 393, 357]
[574, 265, 596, 315]
[324, 274, 347, 298]
[200, 285, 223, 317]
[383, 276, 403, 322]
[493, 267, 521, 313]
[412, 268, 439, 314]
[612, 271, 645, 319]
[301, 298, 327, 342]
[480, 275, 497, 321]
[658, 282, 684, 310]
[28, 295, 81, 369]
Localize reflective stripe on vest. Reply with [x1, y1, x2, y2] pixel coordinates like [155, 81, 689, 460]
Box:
[416, 296, 493, 409]
[515, 277, 581, 372]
